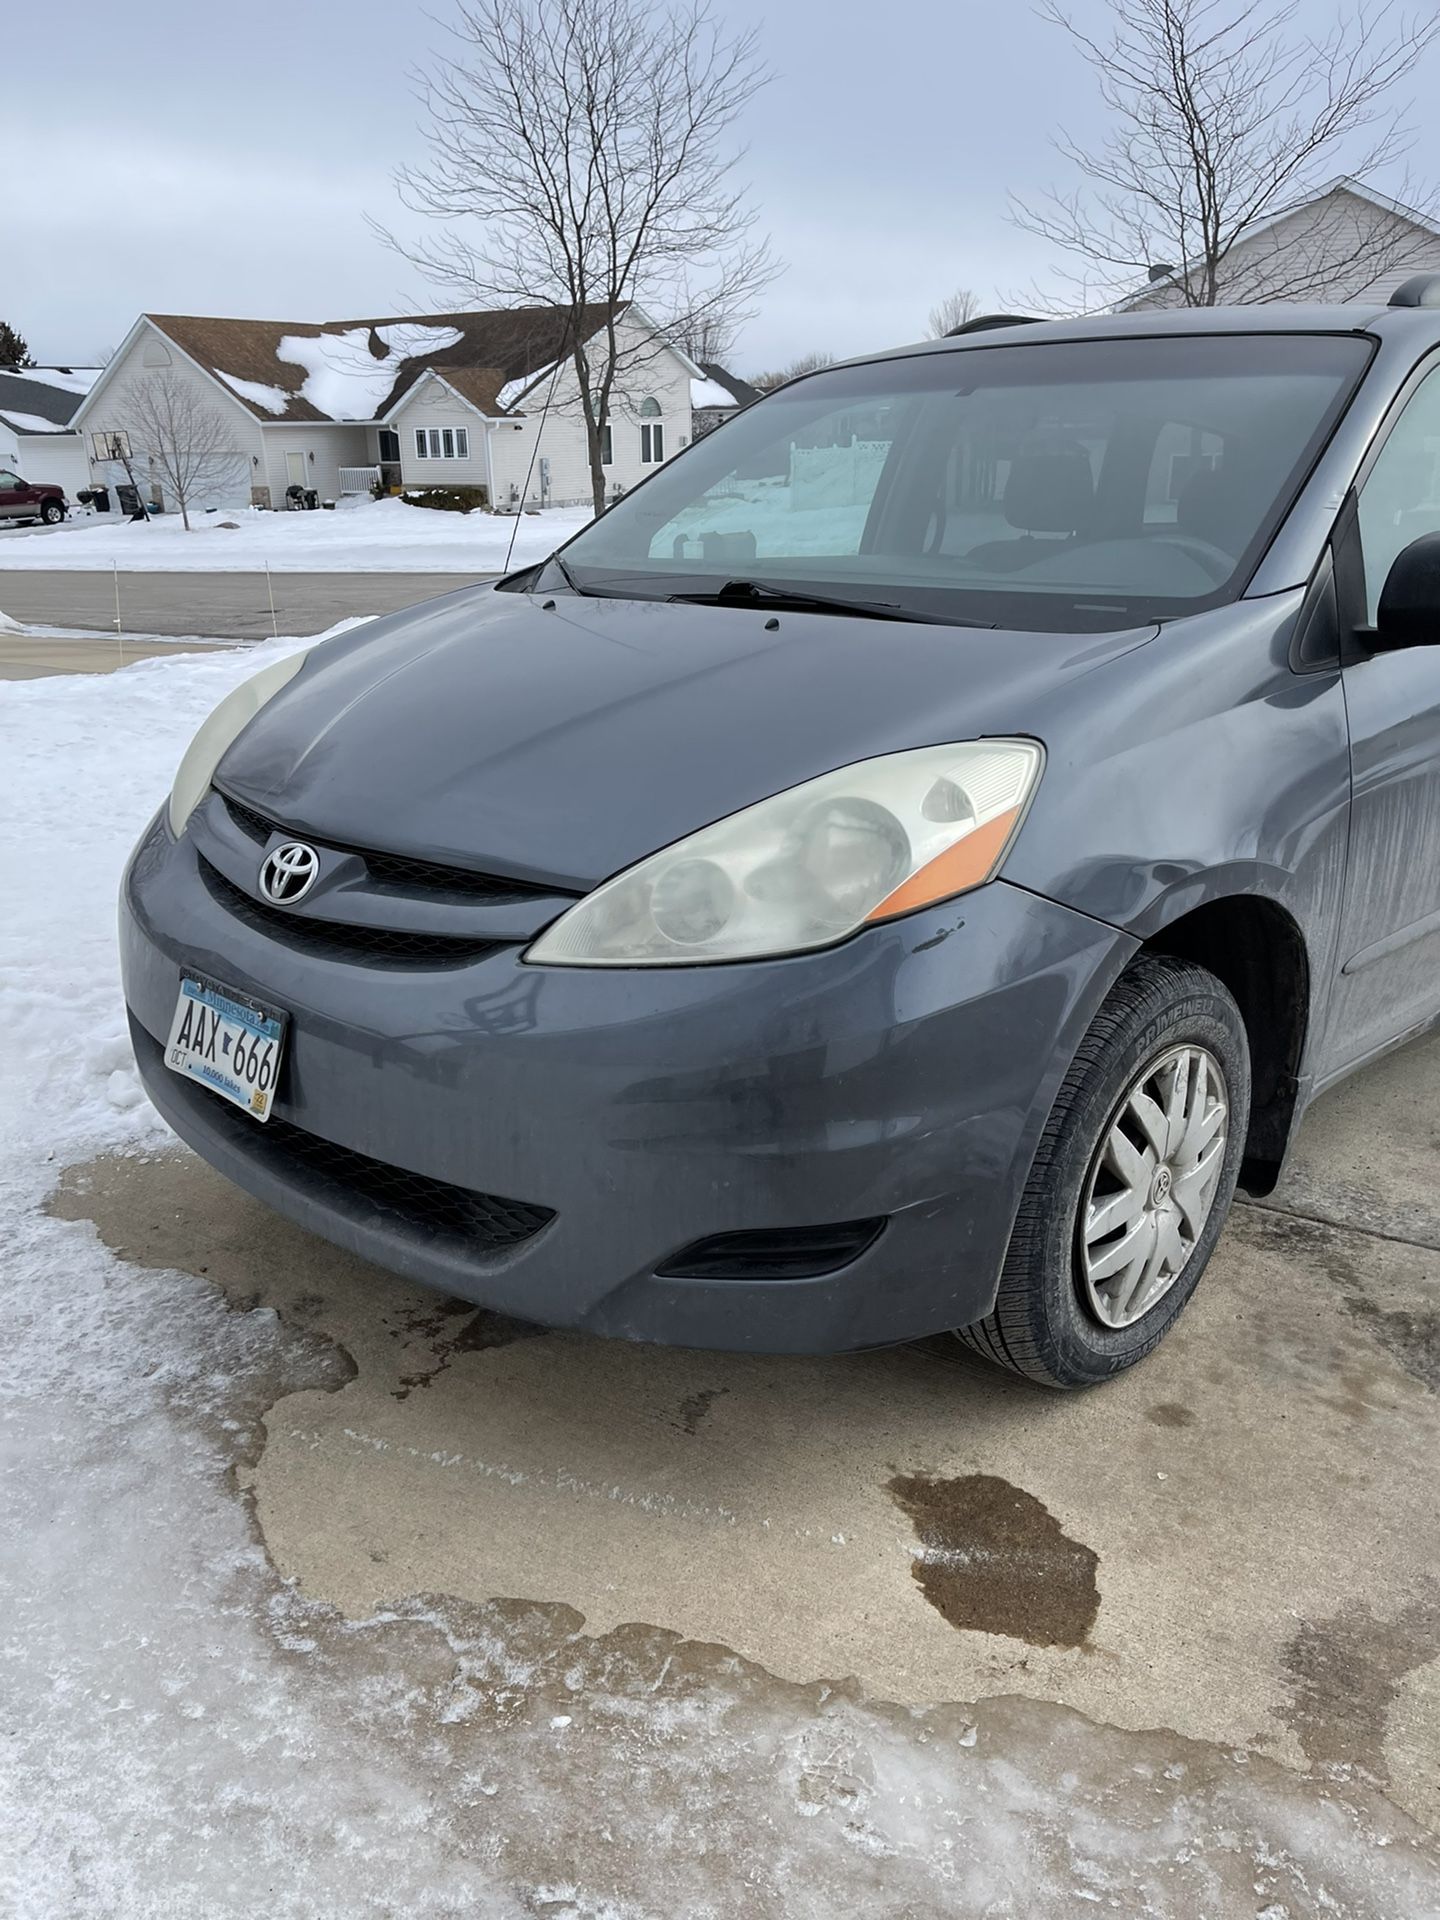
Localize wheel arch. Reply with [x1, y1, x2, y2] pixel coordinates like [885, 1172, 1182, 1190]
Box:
[1142, 893, 1310, 1195]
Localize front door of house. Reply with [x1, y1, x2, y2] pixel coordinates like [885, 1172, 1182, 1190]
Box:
[285, 452, 307, 489]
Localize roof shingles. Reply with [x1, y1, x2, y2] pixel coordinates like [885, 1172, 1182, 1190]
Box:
[143, 305, 624, 424]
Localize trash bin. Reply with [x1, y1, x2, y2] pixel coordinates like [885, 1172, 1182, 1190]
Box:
[115, 483, 145, 519]
[80, 486, 111, 512]
[304, 487, 319, 511]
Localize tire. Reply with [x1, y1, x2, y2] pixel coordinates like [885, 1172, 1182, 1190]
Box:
[40, 501, 64, 525]
[956, 952, 1250, 1389]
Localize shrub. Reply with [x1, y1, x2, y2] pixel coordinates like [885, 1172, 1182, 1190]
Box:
[401, 485, 491, 514]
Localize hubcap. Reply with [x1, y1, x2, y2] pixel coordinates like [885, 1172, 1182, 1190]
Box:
[1078, 1044, 1229, 1331]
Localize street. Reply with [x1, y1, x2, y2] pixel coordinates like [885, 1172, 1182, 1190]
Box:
[0, 567, 492, 641]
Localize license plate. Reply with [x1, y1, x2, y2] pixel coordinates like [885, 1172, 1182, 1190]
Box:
[164, 975, 288, 1122]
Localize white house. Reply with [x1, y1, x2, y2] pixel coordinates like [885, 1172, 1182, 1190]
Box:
[71, 304, 723, 514]
[0, 366, 98, 499]
[1121, 177, 1440, 311]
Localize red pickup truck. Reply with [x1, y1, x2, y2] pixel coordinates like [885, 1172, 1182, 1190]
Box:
[0, 468, 66, 524]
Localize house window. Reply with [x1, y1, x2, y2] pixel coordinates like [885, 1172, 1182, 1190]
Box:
[638, 396, 662, 417]
[600, 422, 613, 465]
[640, 421, 665, 464]
[414, 425, 470, 461]
[378, 429, 400, 463]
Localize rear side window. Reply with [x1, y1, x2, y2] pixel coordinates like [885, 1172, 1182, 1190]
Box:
[1358, 364, 1440, 622]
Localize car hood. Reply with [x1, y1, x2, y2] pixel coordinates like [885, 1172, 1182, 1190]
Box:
[218, 586, 1155, 891]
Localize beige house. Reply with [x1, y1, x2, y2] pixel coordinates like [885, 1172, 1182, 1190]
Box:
[1121, 177, 1440, 311]
[70, 304, 710, 513]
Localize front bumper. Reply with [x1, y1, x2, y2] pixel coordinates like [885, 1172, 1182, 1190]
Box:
[121, 813, 1132, 1351]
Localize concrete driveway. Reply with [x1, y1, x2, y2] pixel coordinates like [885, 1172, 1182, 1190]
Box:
[47, 1027, 1440, 1910]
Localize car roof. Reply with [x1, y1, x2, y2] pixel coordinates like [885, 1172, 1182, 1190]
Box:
[841, 302, 1440, 372]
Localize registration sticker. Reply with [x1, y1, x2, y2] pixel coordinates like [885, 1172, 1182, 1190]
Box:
[163, 976, 288, 1123]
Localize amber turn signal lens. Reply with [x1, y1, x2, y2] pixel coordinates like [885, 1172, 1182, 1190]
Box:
[865, 806, 1022, 922]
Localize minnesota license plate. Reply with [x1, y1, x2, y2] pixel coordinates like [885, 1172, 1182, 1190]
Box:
[164, 976, 288, 1122]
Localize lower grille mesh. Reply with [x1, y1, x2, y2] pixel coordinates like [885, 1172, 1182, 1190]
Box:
[135, 1018, 554, 1253]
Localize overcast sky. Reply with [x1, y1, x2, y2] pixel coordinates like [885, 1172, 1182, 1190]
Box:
[10, 0, 1439, 374]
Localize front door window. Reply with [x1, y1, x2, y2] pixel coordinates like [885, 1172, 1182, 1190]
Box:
[1357, 365, 1440, 621]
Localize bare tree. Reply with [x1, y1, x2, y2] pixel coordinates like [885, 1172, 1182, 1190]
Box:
[118, 374, 244, 530]
[1012, 0, 1440, 310]
[669, 296, 744, 367]
[385, 0, 777, 516]
[926, 288, 980, 337]
[750, 349, 836, 393]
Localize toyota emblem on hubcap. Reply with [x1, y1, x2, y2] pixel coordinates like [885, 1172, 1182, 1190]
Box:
[259, 841, 320, 904]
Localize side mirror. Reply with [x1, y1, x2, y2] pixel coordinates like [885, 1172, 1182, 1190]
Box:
[1374, 531, 1440, 650]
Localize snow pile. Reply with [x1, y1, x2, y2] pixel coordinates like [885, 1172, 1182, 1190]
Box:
[0, 495, 593, 572]
[0, 626, 515, 1913]
[216, 369, 291, 416]
[277, 324, 464, 421]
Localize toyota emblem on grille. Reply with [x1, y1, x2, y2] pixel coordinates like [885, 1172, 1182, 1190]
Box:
[259, 841, 321, 905]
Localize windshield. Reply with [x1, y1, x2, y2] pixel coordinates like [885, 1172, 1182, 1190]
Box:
[535, 333, 1371, 632]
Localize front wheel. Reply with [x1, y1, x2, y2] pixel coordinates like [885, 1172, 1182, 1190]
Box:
[40, 500, 65, 525]
[956, 952, 1250, 1389]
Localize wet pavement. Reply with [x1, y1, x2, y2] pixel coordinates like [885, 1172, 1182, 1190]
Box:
[38, 1031, 1440, 1910]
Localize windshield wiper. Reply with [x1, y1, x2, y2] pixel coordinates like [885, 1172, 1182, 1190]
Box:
[547, 550, 586, 596]
[668, 578, 991, 627]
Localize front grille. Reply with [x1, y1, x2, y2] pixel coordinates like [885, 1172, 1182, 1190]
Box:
[198, 856, 503, 968]
[217, 790, 560, 905]
[134, 1020, 554, 1253]
[222, 794, 276, 845]
[258, 1113, 555, 1249]
[657, 1218, 888, 1281]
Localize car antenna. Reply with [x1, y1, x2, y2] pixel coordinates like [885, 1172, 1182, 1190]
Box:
[503, 345, 568, 574]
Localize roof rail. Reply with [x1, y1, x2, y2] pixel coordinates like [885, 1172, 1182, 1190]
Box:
[945, 313, 1041, 336]
[1389, 274, 1440, 308]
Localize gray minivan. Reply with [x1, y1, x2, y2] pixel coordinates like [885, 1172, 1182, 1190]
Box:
[122, 282, 1440, 1387]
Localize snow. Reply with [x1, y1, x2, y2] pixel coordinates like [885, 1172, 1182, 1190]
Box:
[690, 374, 737, 410]
[0, 495, 593, 572]
[276, 324, 464, 421]
[496, 361, 557, 411]
[2, 365, 101, 397]
[3, 630, 1440, 1914]
[216, 369, 291, 416]
[0, 409, 76, 434]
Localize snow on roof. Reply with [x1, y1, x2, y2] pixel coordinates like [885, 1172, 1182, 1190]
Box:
[4, 365, 101, 397]
[0, 410, 78, 436]
[277, 325, 465, 422]
[496, 361, 558, 411]
[215, 370, 290, 416]
[690, 373, 739, 409]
